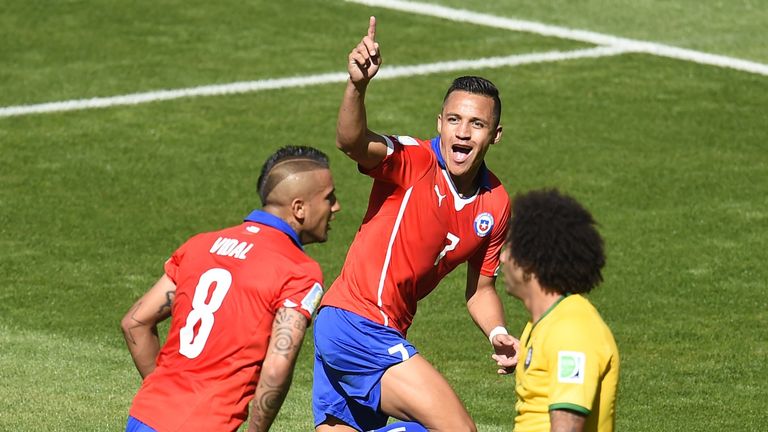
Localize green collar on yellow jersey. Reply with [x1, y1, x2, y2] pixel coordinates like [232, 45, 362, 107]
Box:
[534, 293, 570, 326]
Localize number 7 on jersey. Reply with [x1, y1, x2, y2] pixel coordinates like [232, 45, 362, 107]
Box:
[434, 233, 460, 265]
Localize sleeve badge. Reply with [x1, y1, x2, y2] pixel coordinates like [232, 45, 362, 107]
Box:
[300, 282, 324, 315]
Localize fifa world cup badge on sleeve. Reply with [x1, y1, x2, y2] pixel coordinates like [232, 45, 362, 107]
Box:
[557, 351, 586, 384]
[301, 282, 324, 315]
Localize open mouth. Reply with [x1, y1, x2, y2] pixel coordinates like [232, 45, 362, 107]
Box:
[451, 144, 472, 163]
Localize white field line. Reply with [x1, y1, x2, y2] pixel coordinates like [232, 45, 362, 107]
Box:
[0, 46, 626, 118]
[3, 1, 766, 118]
[0, 72, 346, 118]
[346, 0, 768, 77]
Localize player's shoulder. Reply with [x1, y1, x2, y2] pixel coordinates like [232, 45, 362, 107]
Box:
[387, 134, 431, 148]
[478, 169, 511, 220]
[191, 222, 303, 259]
[559, 294, 599, 314]
[292, 255, 324, 280]
[547, 296, 618, 358]
[255, 229, 324, 281]
[277, 257, 325, 311]
[549, 296, 610, 334]
[185, 223, 250, 247]
[483, 168, 510, 198]
[176, 227, 226, 250]
[190, 221, 247, 238]
[234, 223, 324, 282]
[384, 134, 435, 157]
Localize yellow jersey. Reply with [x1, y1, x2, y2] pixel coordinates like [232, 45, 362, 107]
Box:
[514, 294, 619, 432]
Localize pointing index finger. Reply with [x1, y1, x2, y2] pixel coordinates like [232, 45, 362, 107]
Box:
[367, 16, 376, 42]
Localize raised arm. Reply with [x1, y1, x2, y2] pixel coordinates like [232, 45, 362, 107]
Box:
[247, 307, 308, 432]
[465, 265, 519, 374]
[337, 16, 391, 170]
[120, 274, 176, 378]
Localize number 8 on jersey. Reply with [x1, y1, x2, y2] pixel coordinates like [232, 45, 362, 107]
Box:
[179, 268, 232, 359]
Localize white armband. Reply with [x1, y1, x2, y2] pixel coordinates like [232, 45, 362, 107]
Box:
[488, 326, 509, 344]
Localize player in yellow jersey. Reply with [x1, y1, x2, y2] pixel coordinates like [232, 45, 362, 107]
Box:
[496, 189, 619, 432]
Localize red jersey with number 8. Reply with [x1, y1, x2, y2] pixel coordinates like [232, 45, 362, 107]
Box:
[129, 216, 323, 432]
[320, 135, 510, 335]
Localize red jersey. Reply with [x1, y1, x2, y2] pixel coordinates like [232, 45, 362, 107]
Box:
[321, 135, 510, 335]
[129, 211, 324, 432]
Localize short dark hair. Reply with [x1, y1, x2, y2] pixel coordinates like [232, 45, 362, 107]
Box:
[257, 146, 330, 205]
[506, 189, 605, 295]
[443, 76, 501, 127]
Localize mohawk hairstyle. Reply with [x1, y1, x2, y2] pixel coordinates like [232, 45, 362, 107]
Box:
[443, 76, 502, 127]
[506, 189, 605, 295]
[257, 146, 330, 205]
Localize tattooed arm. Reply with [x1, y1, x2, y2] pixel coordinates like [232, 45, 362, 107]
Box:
[120, 274, 176, 378]
[247, 307, 308, 432]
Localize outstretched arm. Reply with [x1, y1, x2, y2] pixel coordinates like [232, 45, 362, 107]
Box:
[337, 16, 391, 170]
[465, 265, 519, 374]
[120, 274, 176, 378]
[247, 307, 308, 432]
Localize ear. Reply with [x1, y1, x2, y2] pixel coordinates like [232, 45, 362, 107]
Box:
[492, 124, 503, 144]
[291, 198, 306, 222]
[436, 113, 442, 134]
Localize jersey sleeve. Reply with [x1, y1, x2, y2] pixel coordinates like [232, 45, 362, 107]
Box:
[163, 240, 190, 284]
[358, 134, 433, 187]
[273, 261, 324, 322]
[468, 196, 511, 277]
[163, 233, 206, 283]
[543, 318, 603, 415]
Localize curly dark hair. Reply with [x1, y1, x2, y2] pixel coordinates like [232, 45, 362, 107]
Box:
[506, 189, 605, 295]
[257, 146, 330, 205]
[443, 76, 501, 127]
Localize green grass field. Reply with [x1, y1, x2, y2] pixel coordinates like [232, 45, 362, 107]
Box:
[1, 0, 766, 430]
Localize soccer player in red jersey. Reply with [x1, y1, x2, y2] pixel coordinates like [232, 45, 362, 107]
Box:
[312, 17, 519, 432]
[121, 146, 341, 432]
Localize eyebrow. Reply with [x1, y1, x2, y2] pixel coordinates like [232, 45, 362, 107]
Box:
[445, 111, 489, 120]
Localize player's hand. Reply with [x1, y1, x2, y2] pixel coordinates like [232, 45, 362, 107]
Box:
[347, 16, 381, 86]
[491, 334, 520, 375]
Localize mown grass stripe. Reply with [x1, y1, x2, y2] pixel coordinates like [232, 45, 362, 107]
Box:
[0, 47, 625, 118]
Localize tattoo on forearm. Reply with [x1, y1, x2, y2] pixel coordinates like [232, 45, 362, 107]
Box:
[250, 381, 288, 432]
[257, 387, 283, 412]
[250, 413, 264, 432]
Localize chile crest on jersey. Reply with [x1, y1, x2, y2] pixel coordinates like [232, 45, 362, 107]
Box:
[474, 212, 494, 237]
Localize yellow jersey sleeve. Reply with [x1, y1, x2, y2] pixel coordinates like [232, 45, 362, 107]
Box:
[543, 316, 604, 415]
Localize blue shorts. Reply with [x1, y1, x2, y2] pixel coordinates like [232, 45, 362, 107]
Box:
[126, 416, 156, 432]
[312, 306, 418, 431]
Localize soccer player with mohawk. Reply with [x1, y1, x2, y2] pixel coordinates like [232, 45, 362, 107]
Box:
[122, 146, 340, 432]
